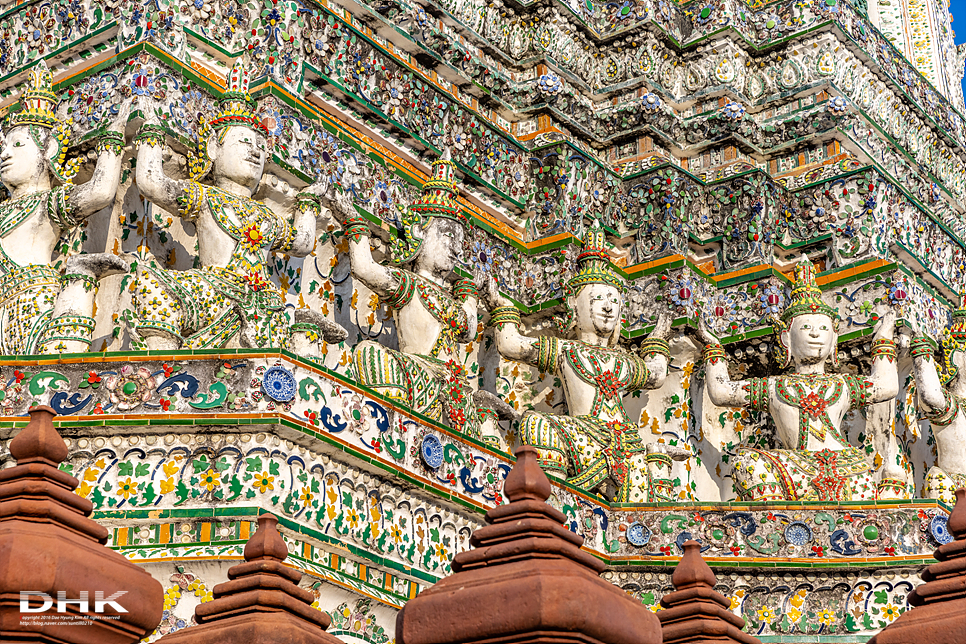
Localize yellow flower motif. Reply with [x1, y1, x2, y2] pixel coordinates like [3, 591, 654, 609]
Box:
[198, 468, 221, 491]
[346, 508, 360, 528]
[729, 595, 741, 610]
[882, 603, 901, 622]
[787, 608, 802, 623]
[434, 543, 447, 560]
[299, 486, 314, 504]
[756, 606, 776, 624]
[816, 608, 835, 626]
[117, 477, 138, 499]
[390, 525, 403, 544]
[254, 471, 275, 494]
[647, 604, 663, 613]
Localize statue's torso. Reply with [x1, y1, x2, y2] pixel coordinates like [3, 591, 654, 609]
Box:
[187, 183, 287, 280]
[922, 390, 966, 474]
[387, 268, 468, 362]
[0, 188, 70, 271]
[753, 373, 870, 451]
[557, 340, 647, 422]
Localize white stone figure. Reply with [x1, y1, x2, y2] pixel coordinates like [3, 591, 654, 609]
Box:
[486, 220, 685, 503]
[0, 60, 129, 355]
[905, 310, 966, 505]
[327, 150, 510, 443]
[131, 57, 344, 350]
[699, 259, 900, 501]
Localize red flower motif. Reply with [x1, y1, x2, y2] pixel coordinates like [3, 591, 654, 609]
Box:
[659, 545, 672, 555]
[13, 370, 25, 383]
[884, 546, 896, 556]
[162, 363, 174, 378]
[87, 371, 101, 384]
[729, 545, 742, 556]
[812, 545, 825, 557]
[159, 398, 171, 411]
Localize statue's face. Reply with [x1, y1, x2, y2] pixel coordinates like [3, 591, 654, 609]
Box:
[573, 283, 622, 341]
[0, 126, 48, 190]
[417, 218, 464, 276]
[783, 313, 836, 365]
[210, 125, 266, 189]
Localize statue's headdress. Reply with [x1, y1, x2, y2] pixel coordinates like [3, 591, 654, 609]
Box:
[940, 299, 966, 384]
[4, 60, 79, 183]
[390, 148, 467, 264]
[781, 259, 838, 323]
[188, 57, 268, 180]
[555, 220, 625, 344]
[774, 258, 840, 368]
[565, 220, 624, 295]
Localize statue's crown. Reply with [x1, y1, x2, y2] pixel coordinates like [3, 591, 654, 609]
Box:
[781, 259, 838, 323]
[208, 58, 266, 136]
[408, 148, 466, 225]
[9, 61, 59, 129]
[567, 220, 623, 293]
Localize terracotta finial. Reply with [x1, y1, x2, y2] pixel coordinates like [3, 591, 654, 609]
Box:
[671, 540, 717, 590]
[243, 514, 289, 562]
[8, 405, 67, 465]
[502, 445, 551, 502]
[396, 441, 661, 644]
[947, 488, 966, 539]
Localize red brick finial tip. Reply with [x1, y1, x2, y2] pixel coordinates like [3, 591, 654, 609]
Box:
[947, 488, 966, 540]
[502, 445, 552, 503]
[243, 514, 289, 562]
[671, 540, 717, 590]
[8, 405, 67, 465]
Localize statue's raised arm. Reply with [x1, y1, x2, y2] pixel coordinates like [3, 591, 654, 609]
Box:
[699, 316, 752, 408]
[326, 187, 399, 298]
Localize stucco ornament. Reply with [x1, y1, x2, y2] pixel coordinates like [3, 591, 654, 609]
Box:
[330, 150, 508, 443]
[130, 57, 344, 351]
[906, 306, 966, 505]
[0, 60, 129, 355]
[487, 220, 684, 503]
[700, 259, 900, 501]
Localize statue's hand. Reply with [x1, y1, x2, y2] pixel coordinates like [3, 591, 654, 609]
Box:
[873, 309, 896, 342]
[648, 311, 672, 341]
[138, 95, 164, 126]
[324, 188, 356, 226]
[108, 100, 132, 136]
[485, 275, 514, 310]
[897, 314, 920, 340]
[301, 179, 330, 199]
[696, 314, 720, 345]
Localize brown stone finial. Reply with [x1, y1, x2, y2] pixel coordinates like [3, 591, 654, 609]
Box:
[155, 514, 345, 644]
[501, 444, 551, 502]
[395, 444, 661, 644]
[243, 514, 289, 562]
[659, 540, 761, 644]
[0, 405, 163, 643]
[8, 405, 68, 465]
[671, 540, 718, 590]
[947, 487, 966, 538]
[868, 487, 966, 644]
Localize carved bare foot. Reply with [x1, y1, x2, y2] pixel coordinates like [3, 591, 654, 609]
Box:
[473, 389, 519, 422]
[294, 308, 348, 344]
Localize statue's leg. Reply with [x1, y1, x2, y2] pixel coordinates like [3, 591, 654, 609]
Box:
[517, 412, 568, 481]
[353, 341, 444, 421]
[732, 448, 794, 501]
[924, 466, 962, 506]
[131, 267, 185, 350]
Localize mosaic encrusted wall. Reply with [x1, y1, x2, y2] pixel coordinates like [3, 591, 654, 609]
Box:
[0, 0, 964, 641]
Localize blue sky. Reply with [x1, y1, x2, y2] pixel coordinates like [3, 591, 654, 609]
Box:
[956, 0, 966, 100]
